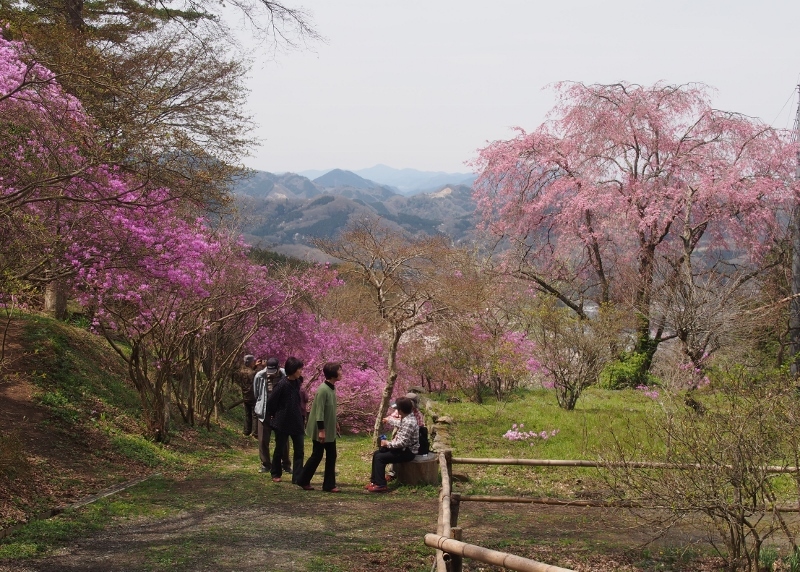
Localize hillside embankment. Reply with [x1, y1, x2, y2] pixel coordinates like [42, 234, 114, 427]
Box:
[0, 314, 156, 527]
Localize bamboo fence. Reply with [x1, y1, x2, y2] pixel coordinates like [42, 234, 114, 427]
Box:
[427, 454, 800, 571]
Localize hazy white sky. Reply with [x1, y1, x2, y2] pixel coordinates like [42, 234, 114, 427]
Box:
[237, 0, 800, 175]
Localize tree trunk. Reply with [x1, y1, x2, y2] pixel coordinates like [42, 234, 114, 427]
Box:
[64, 0, 85, 30]
[631, 243, 659, 381]
[791, 204, 800, 377]
[44, 278, 68, 320]
[396, 455, 438, 485]
[372, 326, 403, 446]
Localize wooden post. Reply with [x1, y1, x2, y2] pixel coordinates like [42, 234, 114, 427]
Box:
[450, 527, 463, 572]
[450, 493, 460, 527]
[790, 85, 800, 377]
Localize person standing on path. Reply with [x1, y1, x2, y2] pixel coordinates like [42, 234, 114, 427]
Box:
[235, 355, 258, 436]
[266, 356, 305, 484]
[296, 362, 341, 492]
[253, 357, 290, 473]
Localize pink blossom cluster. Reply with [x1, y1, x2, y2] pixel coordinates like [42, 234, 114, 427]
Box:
[635, 385, 660, 400]
[503, 423, 559, 443]
[678, 361, 711, 390]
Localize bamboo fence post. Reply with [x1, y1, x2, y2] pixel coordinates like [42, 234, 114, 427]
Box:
[435, 449, 454, 572]
[450, 527, 463, 572]
[450, 493, 461, 527]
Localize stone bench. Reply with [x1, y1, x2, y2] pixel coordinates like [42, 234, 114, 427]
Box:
[395, 452, 439, 486]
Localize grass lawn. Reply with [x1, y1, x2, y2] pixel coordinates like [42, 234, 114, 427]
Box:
[437, 387, 655, 497]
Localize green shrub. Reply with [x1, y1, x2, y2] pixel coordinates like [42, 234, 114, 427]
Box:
[760, 546, 779, 571]
[598, 351, 656, 389]
[785, 548, 800, 572]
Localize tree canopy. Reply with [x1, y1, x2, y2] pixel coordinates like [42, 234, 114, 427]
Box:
[472, 82, 799, 373]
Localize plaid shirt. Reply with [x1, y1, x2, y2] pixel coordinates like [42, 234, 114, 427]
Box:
[387, 413, 419, 454]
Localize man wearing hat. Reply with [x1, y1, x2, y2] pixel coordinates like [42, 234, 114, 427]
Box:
[254, 357, 290, 474]
[235, 355, 258, 437]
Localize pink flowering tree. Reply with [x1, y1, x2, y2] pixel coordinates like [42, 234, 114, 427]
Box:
[0, 34, 95, 215]
[0, 34, 185, 318]
[69, 198, 326, 440]
[473, 82, 799, 380]
[0, 33, 93, 313]
[436, 315, 539, 403]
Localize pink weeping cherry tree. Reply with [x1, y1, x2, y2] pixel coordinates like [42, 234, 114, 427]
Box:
[472, 82, 799, 380]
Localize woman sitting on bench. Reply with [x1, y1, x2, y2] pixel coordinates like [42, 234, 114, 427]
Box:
[366, 397, 419, 493]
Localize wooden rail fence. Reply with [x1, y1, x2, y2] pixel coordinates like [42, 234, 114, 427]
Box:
[425, 453, 800, 571]
[425, 450, 576, 572]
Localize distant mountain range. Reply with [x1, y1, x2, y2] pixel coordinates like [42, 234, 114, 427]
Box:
[297, 164, 476, 196]
[233, 168, 479, 261]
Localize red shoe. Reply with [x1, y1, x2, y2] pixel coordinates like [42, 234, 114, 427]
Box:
[364, 482, 374, 490]
[325, 487, 342, 493]
[272, 477, 282, 483]
[386, 474, 395, 482]
[367, 484, 389, 493]
[299, 484, 315, 490]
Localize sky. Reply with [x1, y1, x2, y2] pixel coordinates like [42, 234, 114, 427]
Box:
[234, 0, 800, 175]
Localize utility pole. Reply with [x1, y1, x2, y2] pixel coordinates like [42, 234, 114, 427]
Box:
[790, 85, 800, 377]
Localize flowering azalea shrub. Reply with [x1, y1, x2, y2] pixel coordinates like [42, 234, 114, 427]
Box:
[503, 423, 559, 443]
[1, 38, 386, 439]
[636, 385, 660, 400]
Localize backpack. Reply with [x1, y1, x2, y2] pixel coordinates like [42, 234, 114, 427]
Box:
[418, 426, 430, 455]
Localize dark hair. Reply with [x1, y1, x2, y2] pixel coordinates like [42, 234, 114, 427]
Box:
[395, 397, 413, 415]
[323, 362, 342, 380]
[284, 356, 304, 376]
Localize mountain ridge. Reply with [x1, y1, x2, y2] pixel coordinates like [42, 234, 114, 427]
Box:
[233, 169, 478, 261]
[296, 164, 476, 195]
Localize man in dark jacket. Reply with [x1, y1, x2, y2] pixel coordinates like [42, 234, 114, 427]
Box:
[253, 357, 290, 473]
[266, 356, 305, 484]
[235, 355, 258, 436]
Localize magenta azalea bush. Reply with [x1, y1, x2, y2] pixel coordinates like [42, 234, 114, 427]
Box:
[503, 424, 559, 443]
[0, 36, 388, 438]
[636, 385, 660, 400]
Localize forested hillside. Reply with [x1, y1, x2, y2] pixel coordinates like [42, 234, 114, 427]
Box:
[234, 169, 477, 258]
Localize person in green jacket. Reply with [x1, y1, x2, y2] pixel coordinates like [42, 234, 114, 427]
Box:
[296, 362, 341, 492]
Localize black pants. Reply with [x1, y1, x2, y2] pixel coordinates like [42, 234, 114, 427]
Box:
[243, 401, 256, 435]
[370, 447, 415, 487]
[272, 431, 304, 483]
[258, 419, 290, 470]
[298, 440, 337, 491]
